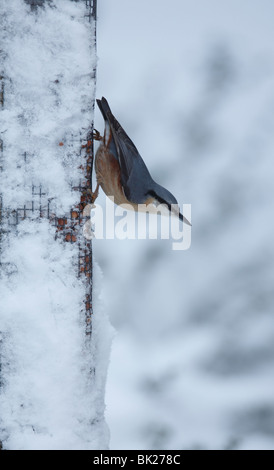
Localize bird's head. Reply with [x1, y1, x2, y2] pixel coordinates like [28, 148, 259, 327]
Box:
[148, 182, 191, 226]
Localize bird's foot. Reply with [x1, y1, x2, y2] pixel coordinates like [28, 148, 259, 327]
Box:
[91, 183, 100, 203]
[83, 184, 99, 204]
[93, 129, 103, 141]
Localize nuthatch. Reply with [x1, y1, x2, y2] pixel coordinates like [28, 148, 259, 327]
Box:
[92, 97, 191, 226]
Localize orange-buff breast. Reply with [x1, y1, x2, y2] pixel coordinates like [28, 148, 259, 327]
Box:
[95, 145, 154, 210]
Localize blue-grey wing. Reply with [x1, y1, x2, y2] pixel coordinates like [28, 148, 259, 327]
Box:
[97, 97, 153, 202]
[105, 110, 152, 202]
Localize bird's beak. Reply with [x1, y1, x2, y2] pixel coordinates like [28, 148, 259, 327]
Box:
[179, 212, 192, 226]
[170, 204, 192, 226]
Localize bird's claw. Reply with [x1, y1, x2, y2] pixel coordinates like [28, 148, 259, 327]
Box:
[90, 183, 100, 203]
[82, 185, 99, 204]
[93, 129, 103, 141]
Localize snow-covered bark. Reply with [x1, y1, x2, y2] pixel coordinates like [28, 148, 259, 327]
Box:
[0, 0, 112, 450]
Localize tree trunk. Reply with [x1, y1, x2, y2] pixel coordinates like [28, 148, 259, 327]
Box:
[0, 0, 111, 450]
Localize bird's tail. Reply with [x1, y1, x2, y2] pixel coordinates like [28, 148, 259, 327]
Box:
[96, 97, 112, 122]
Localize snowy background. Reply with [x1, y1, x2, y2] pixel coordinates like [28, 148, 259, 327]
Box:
[94, 0, 274, 450]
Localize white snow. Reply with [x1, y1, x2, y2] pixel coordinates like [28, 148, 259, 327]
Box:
[0, 0, 113, 450]
[0, 0, 95, 211]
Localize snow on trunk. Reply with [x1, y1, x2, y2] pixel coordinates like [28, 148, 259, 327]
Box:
[0, 0, 112, 450]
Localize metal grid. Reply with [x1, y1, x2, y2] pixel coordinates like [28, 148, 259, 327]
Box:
[54, 132, 95, 335]
[0, 0, 97, 336]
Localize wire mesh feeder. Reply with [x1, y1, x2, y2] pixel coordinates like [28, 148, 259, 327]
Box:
[54, 132, 94, 336]
[0, 0, 97, 336]
[0, 138, 95, 337]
